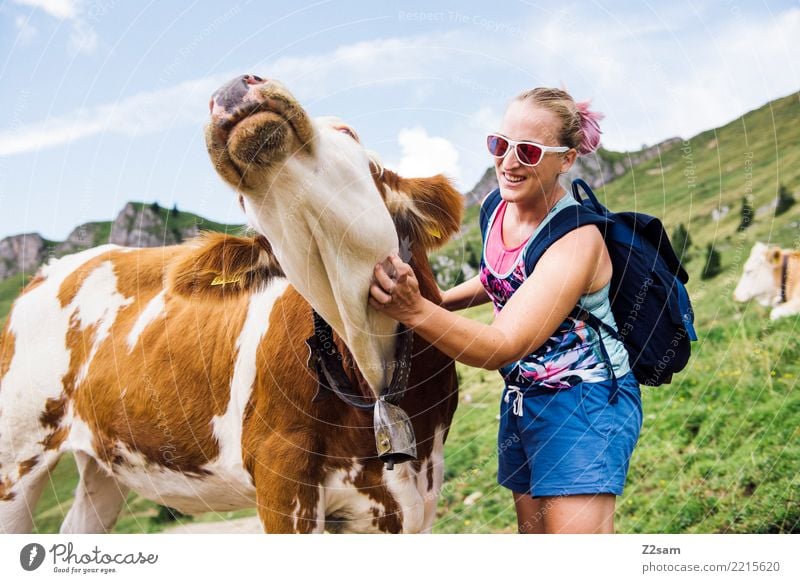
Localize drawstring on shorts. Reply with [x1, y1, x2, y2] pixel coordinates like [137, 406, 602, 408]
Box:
[505, 385, 524, 417]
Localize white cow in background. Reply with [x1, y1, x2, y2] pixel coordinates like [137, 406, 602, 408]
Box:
[734, 242, 800, 319]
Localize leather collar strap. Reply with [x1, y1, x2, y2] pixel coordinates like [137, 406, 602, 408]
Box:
[305, 310, 413, 410]
[780, 254, 789, 304]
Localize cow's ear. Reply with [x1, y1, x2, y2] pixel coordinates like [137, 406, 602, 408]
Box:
[166, 232, 283, 300]
[379, 171, 464, 251]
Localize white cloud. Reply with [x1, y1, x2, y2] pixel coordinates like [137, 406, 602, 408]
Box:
[67, 18, 97, 54]
[13, 0, 77, 20]
[13, 0, 97, 55]
[251, 32, 463, 102]
[14, 15, 38, 44]
[0, 76, 227, 156]
[391, 126, 461, 183]
[657, 8, 800, 142]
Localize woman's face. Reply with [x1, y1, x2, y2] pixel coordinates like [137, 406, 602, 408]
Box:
[493, 99, 576, 205]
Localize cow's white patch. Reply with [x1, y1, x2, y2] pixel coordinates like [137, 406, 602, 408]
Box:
[38, 244, 120, 279]
[323, 459, 387, 533]
[291, 495, 302, 533]
[290, 485, 325, 533]
[71, 261, 133, 385]
[313, 484, 325, 533]
[126, 290, 166, 351]
[211, 278, 289, 486]
[1, 246, 118, 472]
[104, 446, 255, 514]
[64, 408, 99, 458]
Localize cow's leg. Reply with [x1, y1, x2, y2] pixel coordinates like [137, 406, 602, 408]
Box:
[770, 299, 800, 320]
[420, 457, 445, 533]
[419, 425, 447, 533]
[59, 452, 129, 534]
[251, 435, 324, 534]
[0, 452, 61, 533]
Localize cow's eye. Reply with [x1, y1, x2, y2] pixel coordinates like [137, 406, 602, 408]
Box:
[336, 126, 359, 142]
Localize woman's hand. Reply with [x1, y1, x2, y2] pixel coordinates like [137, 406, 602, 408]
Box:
[369, 254, 426, 323]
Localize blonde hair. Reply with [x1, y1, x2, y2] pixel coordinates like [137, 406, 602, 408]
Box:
[514, 88, 604, 155]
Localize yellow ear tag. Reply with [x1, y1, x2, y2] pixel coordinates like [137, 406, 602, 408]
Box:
[425, 225, 441, 238]
[211, 274, 243, 287]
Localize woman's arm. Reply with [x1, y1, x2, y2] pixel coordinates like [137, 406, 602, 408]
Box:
[370, 225, 607, 370]
[439, 274, 492, 311]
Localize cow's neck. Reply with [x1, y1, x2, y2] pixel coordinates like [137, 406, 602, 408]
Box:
[243, 179, 401, 396]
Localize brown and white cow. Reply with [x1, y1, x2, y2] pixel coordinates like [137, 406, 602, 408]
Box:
[733, 241, 800, 320]
[0, 75, 463, 533]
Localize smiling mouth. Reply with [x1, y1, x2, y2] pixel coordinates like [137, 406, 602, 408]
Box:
[503, 172, 527, 184]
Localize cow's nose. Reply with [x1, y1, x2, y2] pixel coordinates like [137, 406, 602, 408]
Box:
[210, 74, 267, 114]
[243, 74, 265, 85]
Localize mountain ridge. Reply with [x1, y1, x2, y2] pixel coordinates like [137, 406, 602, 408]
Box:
[0, 202, 243, 281]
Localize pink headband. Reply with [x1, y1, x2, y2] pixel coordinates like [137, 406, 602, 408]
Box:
[576, 100, 604, 155]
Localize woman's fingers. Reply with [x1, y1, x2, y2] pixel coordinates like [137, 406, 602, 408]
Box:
[388, 254, 411, 283]
[369, 282, 392, 304]
[373, 261, 396, 292]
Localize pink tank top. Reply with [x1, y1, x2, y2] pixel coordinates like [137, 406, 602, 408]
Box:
[484, 200, 531, 274]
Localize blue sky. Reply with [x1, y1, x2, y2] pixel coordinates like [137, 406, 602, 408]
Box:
[0, 0, 798, 241]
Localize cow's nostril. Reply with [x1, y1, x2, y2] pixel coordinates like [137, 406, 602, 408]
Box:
[244, 74, 265, 85]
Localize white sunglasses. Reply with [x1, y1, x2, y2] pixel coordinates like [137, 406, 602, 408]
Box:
[487, 133, 569, 167]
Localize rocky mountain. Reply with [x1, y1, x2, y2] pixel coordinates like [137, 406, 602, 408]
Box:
[0, 233, 48, 280]
[0, 203, 241, 281]
[109, 202, 198, 247]
[463, 138, 683, 206]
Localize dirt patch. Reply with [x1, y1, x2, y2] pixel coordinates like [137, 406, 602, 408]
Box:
[164, 516, 263, 534]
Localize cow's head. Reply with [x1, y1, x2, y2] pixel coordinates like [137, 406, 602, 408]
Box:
[733, 242, 783, 306]
[205, 75, 463, 393]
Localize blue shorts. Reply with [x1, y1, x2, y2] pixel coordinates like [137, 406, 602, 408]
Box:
[497, 371, 642, 498]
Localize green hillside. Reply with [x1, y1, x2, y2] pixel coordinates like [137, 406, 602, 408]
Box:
[599, 91, 800, 251]
[0, 274, 27, 327]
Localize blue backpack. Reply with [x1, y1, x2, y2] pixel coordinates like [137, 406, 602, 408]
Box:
[479, 178, 697, 387]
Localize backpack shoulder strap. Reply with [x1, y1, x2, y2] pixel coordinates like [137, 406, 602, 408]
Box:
[522, 203, 611, 276]
[479, 188, 503, 242]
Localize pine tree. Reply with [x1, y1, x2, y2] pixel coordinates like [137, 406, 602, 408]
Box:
[671, 223, 692, 264]
[737, 196, 753, 231]
[150, 201, 161, 215]
[171, 203, 180, 218]
[701, 243, 722, 280]
[775, 184, 795, 216]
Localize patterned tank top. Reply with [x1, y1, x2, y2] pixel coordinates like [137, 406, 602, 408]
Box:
[479, 192, 631, 391]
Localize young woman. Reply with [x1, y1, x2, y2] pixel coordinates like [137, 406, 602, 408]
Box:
[369, 88, 642, 534]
